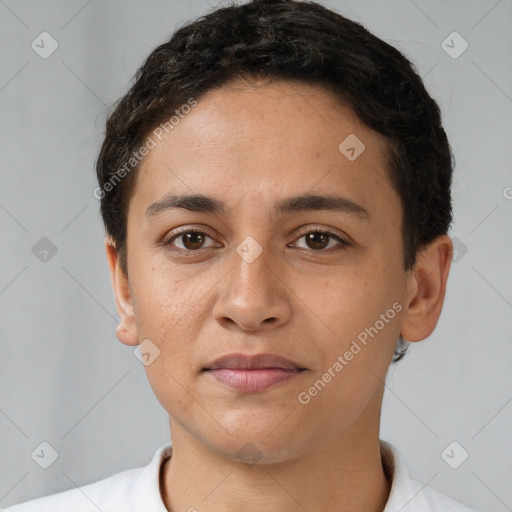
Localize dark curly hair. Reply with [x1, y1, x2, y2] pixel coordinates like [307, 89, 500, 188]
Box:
[95, 0, 454, 362]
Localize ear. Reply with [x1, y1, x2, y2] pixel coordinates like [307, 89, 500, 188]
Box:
[400, 234, 453, 343]
[105, 238, 139, 346]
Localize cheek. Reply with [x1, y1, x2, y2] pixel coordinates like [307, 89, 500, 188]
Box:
[130, 258, 196, 334]
[132, 268, 203, 418]
[316, 259, 401, 339]
[143, 360, 203, 432]
[129, 262, 201, 388]
[297, 269, 400, 435]
[310, 256, 403, 403]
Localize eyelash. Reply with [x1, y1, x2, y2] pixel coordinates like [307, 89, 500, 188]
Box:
[161, 226, 351, 254]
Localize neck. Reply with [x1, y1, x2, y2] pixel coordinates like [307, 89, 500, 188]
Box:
[161, 419, 391, 512]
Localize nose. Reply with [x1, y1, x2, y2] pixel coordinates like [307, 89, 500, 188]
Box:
[212, 245, 292, 332]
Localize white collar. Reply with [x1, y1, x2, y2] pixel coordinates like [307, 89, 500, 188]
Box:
[131, 441, 471, 512]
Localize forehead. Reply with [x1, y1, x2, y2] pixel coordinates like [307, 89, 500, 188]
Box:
[131, 80, 397, 221]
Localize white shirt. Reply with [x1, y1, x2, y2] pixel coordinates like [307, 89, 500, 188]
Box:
[3, 441, 476, 511]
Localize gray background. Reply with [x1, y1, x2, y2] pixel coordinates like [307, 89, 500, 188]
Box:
[0, 0, 511, 510]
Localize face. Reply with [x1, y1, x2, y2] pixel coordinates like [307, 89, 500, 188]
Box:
[109, 80, 431, 463]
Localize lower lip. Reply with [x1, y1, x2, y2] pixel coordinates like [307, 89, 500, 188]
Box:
[205, 368, 303, 392]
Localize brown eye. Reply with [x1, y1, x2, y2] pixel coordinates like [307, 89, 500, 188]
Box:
[305, 232, 330, 250]
[167, 231, 217, 251]
[294, 229, 350, 251]
[181, 232, 206, 250]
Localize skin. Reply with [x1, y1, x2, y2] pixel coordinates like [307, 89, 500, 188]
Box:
[106, 80, 452, 512]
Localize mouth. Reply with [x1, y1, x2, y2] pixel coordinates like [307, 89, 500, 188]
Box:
[202, 353, 307, 392]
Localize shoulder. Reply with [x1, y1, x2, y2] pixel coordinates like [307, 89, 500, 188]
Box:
[2, 444, 173, 512]
[405, 478, 476, 511]
[381, 441, 477, 512]
[2, 467, 143, 512]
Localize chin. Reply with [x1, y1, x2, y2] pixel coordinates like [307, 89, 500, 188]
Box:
[203, 417, 312, 465]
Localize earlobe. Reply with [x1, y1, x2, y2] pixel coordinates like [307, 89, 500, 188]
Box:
[105, 238, 140, 346]
[400, 235, 453, 343]
[116, 322, 138, 346]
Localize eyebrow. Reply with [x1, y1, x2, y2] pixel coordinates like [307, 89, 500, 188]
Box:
[145, 193, 370, 220]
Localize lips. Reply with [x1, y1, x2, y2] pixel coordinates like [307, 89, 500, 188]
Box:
[202, 353, 307, 392]
[203, 353, 306, 371]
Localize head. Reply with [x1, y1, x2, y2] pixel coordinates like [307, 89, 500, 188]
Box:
[97, 0, 453, 462]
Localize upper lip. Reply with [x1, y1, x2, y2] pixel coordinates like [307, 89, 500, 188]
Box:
[203, 353, 306, 371]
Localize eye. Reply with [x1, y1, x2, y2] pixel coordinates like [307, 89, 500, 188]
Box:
[161, 226, 350, 254]
[164, 229, 219, 252]
[293, 228, 350, 251]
